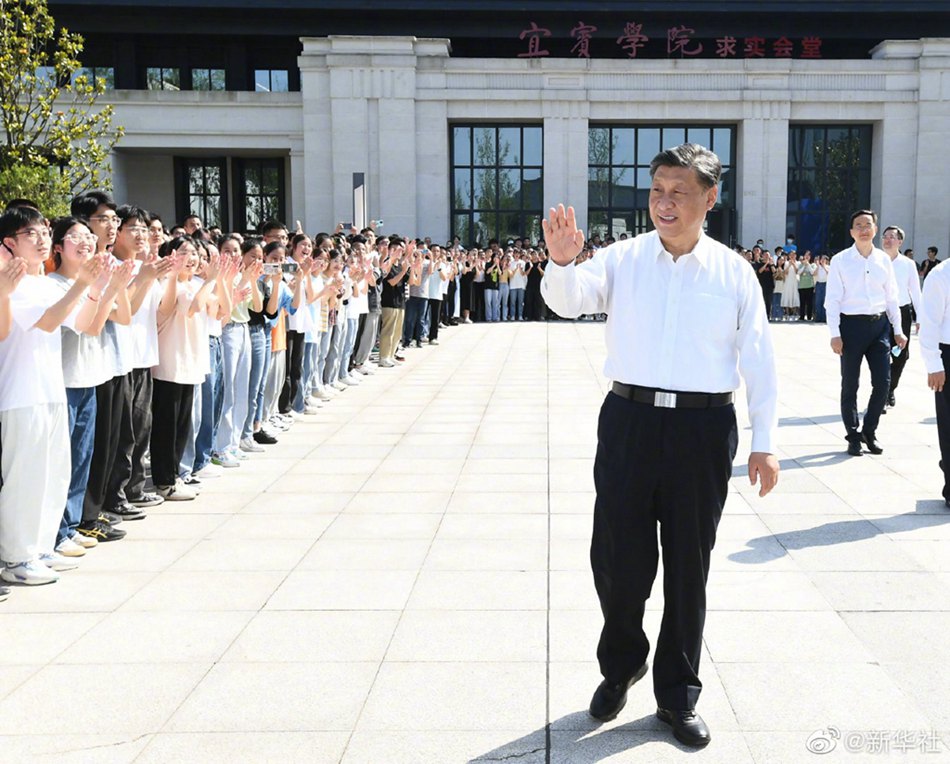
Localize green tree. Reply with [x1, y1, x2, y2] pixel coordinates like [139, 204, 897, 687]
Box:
[0, 0, 124, 211]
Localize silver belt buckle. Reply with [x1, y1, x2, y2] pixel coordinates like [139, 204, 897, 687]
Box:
[654, 391, 677, 408]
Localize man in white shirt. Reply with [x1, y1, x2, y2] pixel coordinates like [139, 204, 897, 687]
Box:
[881, 225, 921, 410]
[825, 211, 906, 456]
[918, 258, 950, 505]
[541, 143, 779, 748]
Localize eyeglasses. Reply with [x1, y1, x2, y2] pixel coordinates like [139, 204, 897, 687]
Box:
[91, 215, 121, 225]
[852, 223, 875, 232]
[123, 225, 149, 234]
[63, 232, 99, 245]
[14, 227, 52, 242]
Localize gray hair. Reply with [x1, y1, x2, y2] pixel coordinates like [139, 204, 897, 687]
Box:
[649, 143, 722, 189]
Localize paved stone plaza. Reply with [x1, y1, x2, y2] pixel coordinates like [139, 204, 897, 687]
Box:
[0, 320, 948, 763]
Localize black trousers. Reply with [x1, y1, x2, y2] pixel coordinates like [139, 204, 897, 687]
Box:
[935, 344, 950, 501]
[281, 330, 306, 414]
[760, 286, 774, 317]
[150, 379, 194, 487]
[428, 298, 442, 340]
[591, 392, 737, 711]
[889, 304, 914, 394]
[839, 314, 891, 443]
[473, 282, 486, 322]
[108, 367, 152, 506]
[798, 287, 815, 320]
[83, 373, 132, 523]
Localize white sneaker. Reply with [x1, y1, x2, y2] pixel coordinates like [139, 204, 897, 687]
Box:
[1, 560, 60, 585]
[268, 417, 290, 431]
[429, 339, 440, 346]
[354, 365, 374, 375]
[378, 359, 395, 368]
[194, 463, 224, 479]
[39, 552, 79, 571]
[212, 452, 240, 468]
[230, 448, 250, 461]
[312, 388, 332, 400]
[54, 537, 87, 558]
[305, 396, 324, 407]
[70, 531, 98, 549]
[239, 437, 265, 453]
[332, 381, 348, 391]
[342, 376, 361, 386]
[156, 481, 197, 501]
[463, 317, 473, 324]
[303, 405, 320, 415]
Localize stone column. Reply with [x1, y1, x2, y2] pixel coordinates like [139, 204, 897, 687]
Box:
[738, 100, 790, 249]
[543, 99, 590, 236]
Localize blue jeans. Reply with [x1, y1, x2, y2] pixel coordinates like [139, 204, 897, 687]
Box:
[61, 387, 96, 545]
[770, 292, 782, 320]
[485, 289, 500, 322]
[216, 322, 250, 455]
[316, 330, 332, 390]
[340, 318, 359, 379]
[179, 384, 202, 478]
[193, 336, 223, 473]
[242, 324, 267, 439]
[402, 296, 427, 345]
[324, 321, 347, 385]
[499, 283, 510, 320]
[295, 340, 317, 412]
[814, 282, 827, 322]
[510, 288, 525, 320]
[255, 331, 272, 417]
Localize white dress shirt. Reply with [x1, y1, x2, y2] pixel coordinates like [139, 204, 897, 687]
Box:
[919, 260, 950, 374]
[890, 253, 922, 311]
[541, 230, 778, 453]
[824, 245, 901, 337]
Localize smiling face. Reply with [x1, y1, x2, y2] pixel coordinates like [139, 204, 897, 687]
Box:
[177, 243, 200, 281]
[648, 165, 718, 256]
[850, 213, 877, 249]
[3, 221, 51, 266]
[55, 223, 97, 270]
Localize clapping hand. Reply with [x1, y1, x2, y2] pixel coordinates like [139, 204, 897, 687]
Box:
[542, 204, 585, 266]
[76, 252, 109, 286]
[0, 257, 27, 297]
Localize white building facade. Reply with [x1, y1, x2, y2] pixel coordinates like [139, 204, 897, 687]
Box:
[106, 35, 950, 257]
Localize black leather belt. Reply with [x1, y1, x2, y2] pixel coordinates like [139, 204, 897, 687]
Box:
[842, 313, 884, 321]
[611, 382, 734, 409]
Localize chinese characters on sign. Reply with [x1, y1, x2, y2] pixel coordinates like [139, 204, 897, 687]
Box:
[517, 21, 823, 60]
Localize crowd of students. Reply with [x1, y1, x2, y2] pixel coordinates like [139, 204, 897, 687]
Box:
[2, 193, 549, 599]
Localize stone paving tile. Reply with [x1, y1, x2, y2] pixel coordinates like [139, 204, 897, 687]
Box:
[2, 322, 949, 762]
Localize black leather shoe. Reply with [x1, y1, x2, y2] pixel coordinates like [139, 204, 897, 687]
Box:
[887, 391, 896, 407]
[657, 707, 711, 748]
[862, 432, 883, 455]
[847, 440, 863, 457]
[588, 663, 647, 722]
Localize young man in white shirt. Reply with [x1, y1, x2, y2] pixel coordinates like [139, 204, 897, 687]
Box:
[825, 211, 906, 456]
[0, 207, 106, 583]
[541, 143, 779, 748]
[880, 225, 922, 410]
[918, 258, 950, 505]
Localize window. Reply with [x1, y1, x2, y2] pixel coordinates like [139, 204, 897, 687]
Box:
[587, 125, 736, 243]
[192, 68, 226, 91]
[254, 69, 288, 93]
[34, 66, 58, 87]
[73, 67, 115, 90]
[234, 158, 285, 234]
[450, 125, 543, 246]
[146, 67, 180, 91]
[175, 159, 227, 230]
[787, 125, 872, 255]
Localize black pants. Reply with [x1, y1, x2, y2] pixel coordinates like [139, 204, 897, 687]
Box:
[150, 379, 194, 488]
[108, 367, 152, 506]
[473, 282, 486, 322]
[83, 373, 132, 523]
[798, 287, 815, 320]
[282, 330, 306, 414]
[935, 344, 950, 501]
[428, 298, 442, 341]
[760, 286, 774, 317]
[591, 392, 737, 711]
[889, 304, 913, 394]
[839, 314, 891, 443]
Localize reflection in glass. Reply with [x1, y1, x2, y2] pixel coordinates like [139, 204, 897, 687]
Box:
[687, 127, 710, 147]
[713, 128, 732, 164]
[613, 129, 635, 165]
[523, 169, 542, 208]
[637, 129, 660, 164]
[498, 127, 521, 166]
[661, 127, 685, 149]
[498, 169, 520, 209]
[453, 169, 472, 209]
[453, 127, 471, 165]
[473, 127, 496, 165]
[523, 127, 543, 166]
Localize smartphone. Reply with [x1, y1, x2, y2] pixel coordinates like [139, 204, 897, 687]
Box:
[281, 262, 299, 274]
[263, 263, 281, 275]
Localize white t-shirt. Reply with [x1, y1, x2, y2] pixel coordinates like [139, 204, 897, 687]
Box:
[426, 265, 444, 300]
[351, 283, 369, 316]
[287, 275, 314, 334]
[152, 279, 207, 385]
[509, 261, 528, 290]
[129, 265, 162, 369]
[0, 275, 79, 411]
[48, 273, 112, 389]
